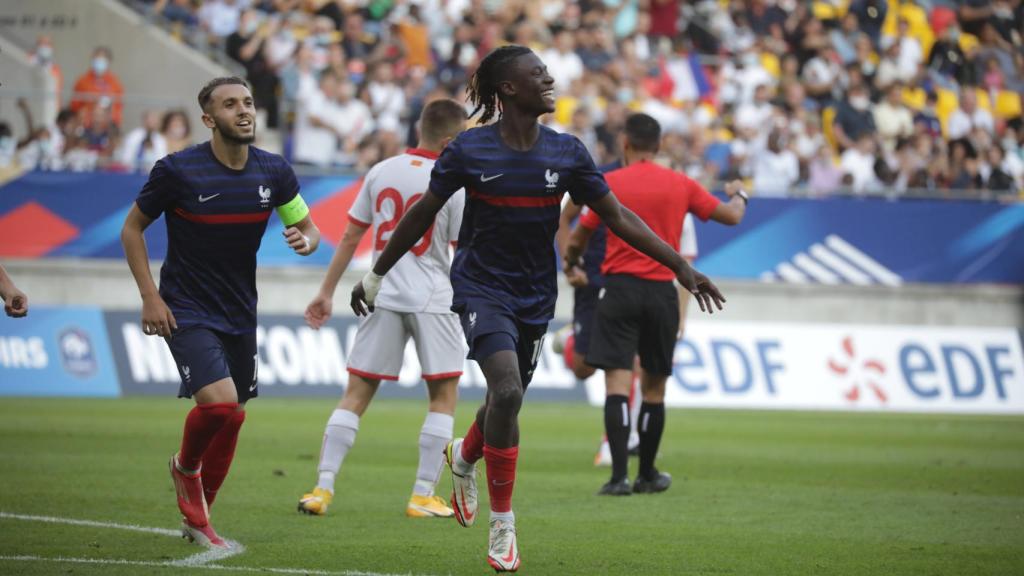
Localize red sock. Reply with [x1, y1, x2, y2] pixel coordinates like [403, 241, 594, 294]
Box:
[483, 444, 518, 513]
[461, 420, 485, 464]
[201, 409, 246, 507]
[563, 334, 576, 371]
[179, 403, 237, 472]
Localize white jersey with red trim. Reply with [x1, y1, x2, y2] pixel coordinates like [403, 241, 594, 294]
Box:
[348, 149, 465, 313]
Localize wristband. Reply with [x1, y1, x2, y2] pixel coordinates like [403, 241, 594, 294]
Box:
[361, 271, 383, 305]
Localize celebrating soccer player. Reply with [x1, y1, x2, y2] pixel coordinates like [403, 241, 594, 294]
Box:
[351, 46, 724, 572]
[121, 77, 320, 548]
[570, 113, 748, 496]
[297, 99, 468, 519]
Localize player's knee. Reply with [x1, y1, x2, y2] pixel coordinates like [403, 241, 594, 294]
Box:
[488, 382, 523, 414]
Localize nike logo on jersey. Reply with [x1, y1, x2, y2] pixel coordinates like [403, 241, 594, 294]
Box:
[249, 382, 257, 392]
[480, 173, 504, 182]
[198, 194, 221, 203]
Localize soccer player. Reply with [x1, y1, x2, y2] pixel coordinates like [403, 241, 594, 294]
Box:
[568, 113, 747, 496]
[121, 77, 320, 548]
[0, 264, 28, 318]
[297, 98, 468, 519]
[351, 46, 724, 572]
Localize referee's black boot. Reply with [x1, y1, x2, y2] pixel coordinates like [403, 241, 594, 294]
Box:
[633, 470, 672, 494]
[597, 477, 633, 496]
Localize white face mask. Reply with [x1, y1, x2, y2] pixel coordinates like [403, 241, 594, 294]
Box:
[36, 45, 53, 63]
[92, 56, 109, 75]
[850, 95, 869, 111]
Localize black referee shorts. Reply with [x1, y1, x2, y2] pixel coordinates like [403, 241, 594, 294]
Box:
[585, 275, 679, 376]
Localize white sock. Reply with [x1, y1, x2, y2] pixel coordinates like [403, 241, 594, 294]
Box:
[316, 409, 360, 493]
[413, 412, 454, 497]
[453, 442, 474, 475]
[491, 510, 514, 523]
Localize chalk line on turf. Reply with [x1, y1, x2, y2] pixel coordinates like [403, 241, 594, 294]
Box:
[0, 556, 417, 576]
[0, 511, 243, 566]
[0, 511, 419, 576]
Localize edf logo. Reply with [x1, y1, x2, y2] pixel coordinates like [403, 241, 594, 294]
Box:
[899, 342, 1017, 400]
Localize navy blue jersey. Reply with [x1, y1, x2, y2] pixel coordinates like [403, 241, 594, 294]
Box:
[135, 142, 300, 334]
[429, 124, 610, 323]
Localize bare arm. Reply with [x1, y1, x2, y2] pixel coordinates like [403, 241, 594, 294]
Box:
[351, 190, 447, 315]
[305, 221, 369, 329]
[709, 180, 748, 225]
[282, 214, 321, 256]
[121, 204, 177, 337]
[0, 264, 28, 318]
[586, 193, 725, 313]
[555, 200, 583, 256]
[564, 220, 595, 288]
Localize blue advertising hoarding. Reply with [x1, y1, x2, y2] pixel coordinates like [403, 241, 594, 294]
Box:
[1, 171, 1021, 285]
[0, 307, 120, 397]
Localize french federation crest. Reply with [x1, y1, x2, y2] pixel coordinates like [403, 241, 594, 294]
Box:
[58, 327, 97, 378]
[544, 169, 559, 189]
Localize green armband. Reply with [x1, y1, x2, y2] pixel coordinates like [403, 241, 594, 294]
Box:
[276, 194, 310, 226]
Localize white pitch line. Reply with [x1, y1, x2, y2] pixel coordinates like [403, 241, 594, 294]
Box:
[0, 555, 416, 576]
[0, 511, 180, 537]
[0, 511, 245, 566]
[0, 512, 423, 576]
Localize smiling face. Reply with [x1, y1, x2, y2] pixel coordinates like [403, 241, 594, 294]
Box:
[203, 83, 256, 144]
[500, 51, 556, 117]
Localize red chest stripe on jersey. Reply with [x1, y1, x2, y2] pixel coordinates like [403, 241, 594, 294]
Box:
[469, 189, 563, 207]
[173, 207, 271, 224]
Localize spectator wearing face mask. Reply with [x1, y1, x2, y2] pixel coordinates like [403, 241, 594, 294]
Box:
[29, 35, 63, 108]
[833, 84, 876, 151]
[70, 46, 124, 126]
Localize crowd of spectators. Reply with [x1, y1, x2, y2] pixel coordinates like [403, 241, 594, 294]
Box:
[0, 41, 194, 174]
[5, 0, 1023, 200]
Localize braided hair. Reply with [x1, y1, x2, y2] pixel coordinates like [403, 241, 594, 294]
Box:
[466, 45, 532, 125]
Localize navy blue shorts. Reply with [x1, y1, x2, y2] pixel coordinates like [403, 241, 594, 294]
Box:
[572, 285, 601, 356]
[167, 326, 258, 401]
[454, 297, 548, 388]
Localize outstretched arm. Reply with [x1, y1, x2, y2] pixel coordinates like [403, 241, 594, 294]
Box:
[585, 193, 725, 313]
[350, 190, 447, 315]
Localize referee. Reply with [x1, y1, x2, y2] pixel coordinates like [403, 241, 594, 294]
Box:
[566, 113, 748, 496]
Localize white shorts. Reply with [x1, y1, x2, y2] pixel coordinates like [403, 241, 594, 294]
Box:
[347, 308, 465, 382]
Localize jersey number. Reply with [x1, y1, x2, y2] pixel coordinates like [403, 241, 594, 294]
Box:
[375, 187, 434, 257]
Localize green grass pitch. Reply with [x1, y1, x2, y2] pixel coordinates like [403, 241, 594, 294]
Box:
[0, 397, 1022, 575]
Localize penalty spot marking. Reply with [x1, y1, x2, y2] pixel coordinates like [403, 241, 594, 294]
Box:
[0, 511, 415, 576]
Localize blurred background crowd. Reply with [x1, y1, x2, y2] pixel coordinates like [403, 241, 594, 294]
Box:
[3, 0, 1022, 199]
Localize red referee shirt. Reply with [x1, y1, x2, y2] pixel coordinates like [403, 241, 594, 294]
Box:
[579, 160, 720, 281]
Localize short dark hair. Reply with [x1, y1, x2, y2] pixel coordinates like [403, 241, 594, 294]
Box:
[624, 113, 661, 152]
[420, 98, 467, 144]
[197, 76, 249, 112]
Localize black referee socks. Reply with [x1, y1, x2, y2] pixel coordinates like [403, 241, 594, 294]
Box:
[604, 395, 631, 482]
[638, 402, 665, 481]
